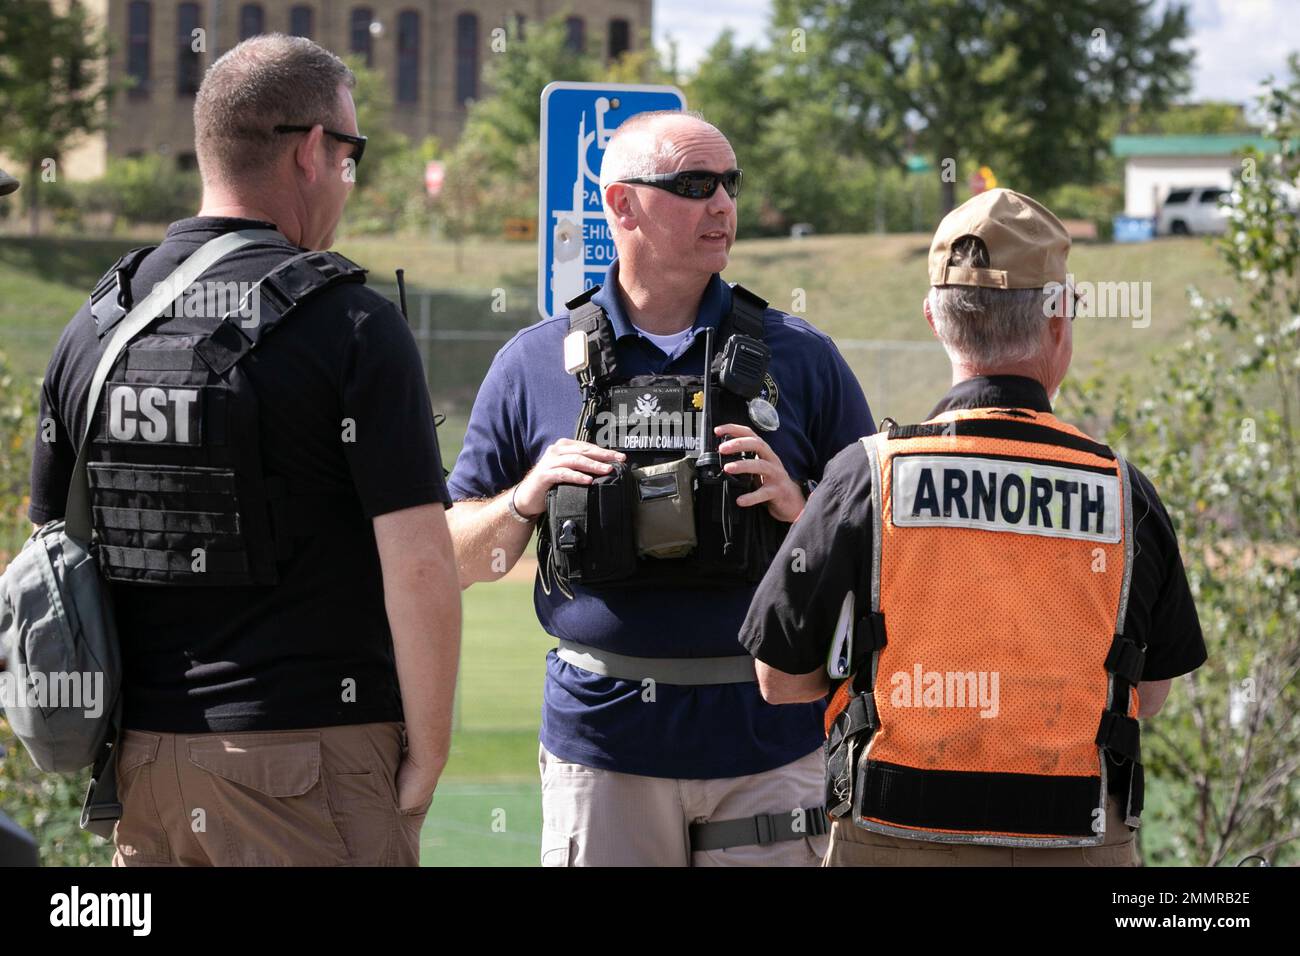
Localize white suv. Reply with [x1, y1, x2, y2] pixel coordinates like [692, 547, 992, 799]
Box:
[1156, 186, 1229, 236]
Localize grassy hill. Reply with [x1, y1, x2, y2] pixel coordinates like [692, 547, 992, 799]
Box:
[0, 229, 1237, 865]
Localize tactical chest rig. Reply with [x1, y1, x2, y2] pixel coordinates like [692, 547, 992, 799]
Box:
[83, 234, 368, 586]
[538, 283, 787, 596]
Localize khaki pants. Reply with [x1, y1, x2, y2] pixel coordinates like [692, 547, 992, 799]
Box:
[111, 722, 430, 867]
[824, 794, 1139, 867]
[539, 744, 829, 866]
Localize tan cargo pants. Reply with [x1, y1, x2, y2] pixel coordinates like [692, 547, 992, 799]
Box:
[111, 721, 430, 866]
[539, 744, 829, 866]
[824, 794, 1140, 867]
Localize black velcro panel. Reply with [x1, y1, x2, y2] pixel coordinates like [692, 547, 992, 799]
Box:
[888, 419, 1115, 460]
[194, 320, 253, 376]
[86, 462, 238, 496]
[93, 506, 239, 535]
[98, 545, 249, 575]
[857, 760, 1101, 838]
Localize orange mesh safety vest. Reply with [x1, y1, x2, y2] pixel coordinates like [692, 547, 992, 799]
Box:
[824, 408, 1145, 847]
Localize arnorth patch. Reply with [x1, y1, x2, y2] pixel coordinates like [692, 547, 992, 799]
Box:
[891, 454, 1120, 542]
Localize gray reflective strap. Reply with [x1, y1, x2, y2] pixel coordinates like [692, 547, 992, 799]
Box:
[689, 806, 830, 852]
[1114, 453, 1136, 635]
[556, 639, 756, 685]
[64, 229, 284, 543]
[859, 434, 884, 615]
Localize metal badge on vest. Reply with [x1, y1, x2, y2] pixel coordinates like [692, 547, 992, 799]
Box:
[538, 282, 788, 598]
[822, 409, 1144, 847]
[84, 245, 370, 587]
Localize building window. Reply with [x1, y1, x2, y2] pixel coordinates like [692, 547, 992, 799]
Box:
[238, 4, 264, 40]
[514, 13, 526, 39]
[456, 12, 478, 105]
[608, 18, 630, 59]
[126, 1, 151, 99]
[396, 10, 420, 103]
[176, 151, 198, 171]
[177, 2, 202, 96]
[564, 16, 585, 54]
[350, 8, 373, 67]
[289, 4, 313, 38]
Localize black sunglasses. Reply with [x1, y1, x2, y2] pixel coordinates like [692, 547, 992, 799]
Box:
[273, 124, 367, 168]
[616, 168, 743, 200]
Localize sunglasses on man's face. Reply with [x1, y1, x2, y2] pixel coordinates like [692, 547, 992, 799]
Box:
[616, 168, 743, 200]
[273, 124, 367, 168]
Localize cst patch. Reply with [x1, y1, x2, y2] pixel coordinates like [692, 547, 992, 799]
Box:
[759, 373, 779, 407]
[891, 454, 1120, 542]
[102, 383, 203, 445]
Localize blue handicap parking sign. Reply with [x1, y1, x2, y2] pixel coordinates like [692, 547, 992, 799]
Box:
[537, 81, 687, 319]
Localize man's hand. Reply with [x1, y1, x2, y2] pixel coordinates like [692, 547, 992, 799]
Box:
[396, 750, 445, 812]
[512, 438, 627, 518]
[715, 423, 805, 523]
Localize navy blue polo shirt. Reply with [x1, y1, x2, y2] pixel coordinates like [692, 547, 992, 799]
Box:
[449, 259, 874, 778]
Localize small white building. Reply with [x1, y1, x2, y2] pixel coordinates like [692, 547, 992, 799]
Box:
[1113, 134, 1275, 218]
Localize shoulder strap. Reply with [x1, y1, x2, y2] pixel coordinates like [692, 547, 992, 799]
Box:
[724, 283, 768, 340]
[64, 228, 284, 543]
[566, 285, 619, 385]
[194, 250, 366, 376]
[886, 416, 1116, 460]
[88, 246, 157, 338]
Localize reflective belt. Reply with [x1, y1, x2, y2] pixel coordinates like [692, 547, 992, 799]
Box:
[690, 806, 830, 852]
[556, 639, 756, 685]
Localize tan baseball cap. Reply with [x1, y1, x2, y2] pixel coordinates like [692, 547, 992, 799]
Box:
[928, 188, 1070, 290]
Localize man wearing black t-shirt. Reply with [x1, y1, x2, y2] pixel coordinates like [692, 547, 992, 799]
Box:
[27, 36, 460, 866]
[741, 189, 1206, 866]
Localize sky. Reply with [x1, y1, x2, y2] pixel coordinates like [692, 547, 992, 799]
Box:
[652, 0, 1300, 107]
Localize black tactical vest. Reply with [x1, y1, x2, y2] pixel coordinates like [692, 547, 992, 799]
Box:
[82, 241, 368, 587]
[538, 283, 787, 594]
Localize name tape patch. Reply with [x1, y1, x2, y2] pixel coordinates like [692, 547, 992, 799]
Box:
[891, 454, 1120, 542]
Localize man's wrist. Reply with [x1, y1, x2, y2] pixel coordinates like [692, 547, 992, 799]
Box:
[507, 483, 541, 523]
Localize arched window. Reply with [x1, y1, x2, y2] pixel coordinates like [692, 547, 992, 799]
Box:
[608, 18, 630, 59]
[126, 1, 151, 98]
[289, 4, 314, 38]
[350, 8, 373, 67]
[396, 10, 420, 103]
[564, 16, 585, 54]
[177, 2, 202, 96]
[455, 12, 478, 105]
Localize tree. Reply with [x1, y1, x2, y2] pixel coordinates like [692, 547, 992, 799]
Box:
[1065, 56, 1300, 866]
[437, 16, 599, 241]
[0, 0, 113, 234]
[771, 0, 1193, 211]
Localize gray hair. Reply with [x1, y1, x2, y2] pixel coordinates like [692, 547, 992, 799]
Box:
[927, 236, 1046, 368]
[599, 110, 719, 229]
[194, 34, 355, 186]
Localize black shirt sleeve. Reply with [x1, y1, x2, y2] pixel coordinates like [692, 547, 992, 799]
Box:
[740, 439, 874, 675]
[340, 297, 451, 518]
[1126, 463, 1207, 681]
[28, 314, 91, 525]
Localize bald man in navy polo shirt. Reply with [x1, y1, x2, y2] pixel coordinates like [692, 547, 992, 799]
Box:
[447, 111, 873, 866]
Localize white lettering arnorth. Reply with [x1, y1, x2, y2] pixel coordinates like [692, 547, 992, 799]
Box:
[892, 455, 1121, 542]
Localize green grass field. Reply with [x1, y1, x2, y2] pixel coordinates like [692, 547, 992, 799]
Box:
[0, 229, 1231, 864]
